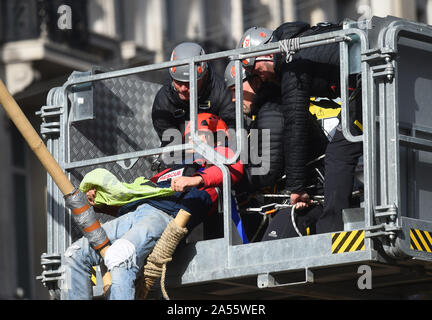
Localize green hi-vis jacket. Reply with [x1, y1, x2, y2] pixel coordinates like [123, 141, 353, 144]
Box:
[79, 168, 175, 207]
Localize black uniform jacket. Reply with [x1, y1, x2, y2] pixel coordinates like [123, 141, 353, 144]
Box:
[152, 64, 236, 147]
[273, 22, 343, 192]
[243, 83, 328, 192]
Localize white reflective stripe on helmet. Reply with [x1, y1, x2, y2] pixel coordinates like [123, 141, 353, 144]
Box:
[255, 57, 273, 62]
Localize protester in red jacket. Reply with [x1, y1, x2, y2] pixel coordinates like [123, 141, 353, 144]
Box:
[63, 114, 243, 300]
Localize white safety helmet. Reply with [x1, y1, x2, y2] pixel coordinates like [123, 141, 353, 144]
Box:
[238, 27, 273, 70]
[169, 42, 208, 82]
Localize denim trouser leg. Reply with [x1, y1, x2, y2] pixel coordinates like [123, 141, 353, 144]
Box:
[62, 203, 172, 300]
[62, 236, 100, 300]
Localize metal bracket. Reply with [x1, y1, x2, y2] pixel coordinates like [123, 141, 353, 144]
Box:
[364, 224, 401, 239]
[36, 105, 63, 139]
[365, 204, 401, 240]
[257, 269, 314, 288]
[362, 47, 396, 81]
[69, 71, 95, 123]
[374, 204, 398, 219]
[37, 253, 63, 300]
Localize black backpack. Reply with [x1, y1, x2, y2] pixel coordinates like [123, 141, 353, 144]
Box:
[271, 21, 342, 72]
[271, 21, 342, 42]
[271, 21, 311, 42]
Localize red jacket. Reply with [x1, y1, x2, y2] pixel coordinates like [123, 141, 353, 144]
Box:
[119, 146, 243, 229]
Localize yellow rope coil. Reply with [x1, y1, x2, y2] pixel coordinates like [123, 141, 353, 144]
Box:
[137, 219, 188, 300]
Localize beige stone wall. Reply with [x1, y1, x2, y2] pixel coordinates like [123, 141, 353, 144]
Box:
[370, 0, 416, 20]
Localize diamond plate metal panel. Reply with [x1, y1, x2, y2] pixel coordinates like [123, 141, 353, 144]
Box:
[68, 75, 163, 240]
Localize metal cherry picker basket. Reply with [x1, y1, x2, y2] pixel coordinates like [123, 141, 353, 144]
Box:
[38, 16, 432, 299]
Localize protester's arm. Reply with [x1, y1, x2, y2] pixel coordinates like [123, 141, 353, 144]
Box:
[195, 147, 244, 187]
[85, 188, 120, 216]
[171, 176, 204, 192]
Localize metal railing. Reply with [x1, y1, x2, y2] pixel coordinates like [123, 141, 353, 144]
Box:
[38, 17, 432, 299]
[52, 27, 367, 251]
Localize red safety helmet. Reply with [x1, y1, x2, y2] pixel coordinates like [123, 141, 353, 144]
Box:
[184, 113, 229, 139]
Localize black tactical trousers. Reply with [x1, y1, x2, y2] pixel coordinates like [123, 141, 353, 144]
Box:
[316, 128, 363, 234]
[262, 205, 323, 240]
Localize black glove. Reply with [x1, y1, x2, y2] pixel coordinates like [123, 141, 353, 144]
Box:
[151, 154, 168, 172]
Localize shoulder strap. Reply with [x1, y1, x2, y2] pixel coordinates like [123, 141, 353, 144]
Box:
[301, 21, 342, 37]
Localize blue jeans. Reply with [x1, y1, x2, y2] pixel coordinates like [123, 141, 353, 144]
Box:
[62, 203, 172, 300]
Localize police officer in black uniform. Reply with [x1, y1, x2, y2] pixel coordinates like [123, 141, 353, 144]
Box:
[151, 42, 235, 165]
[238, 22, 363, 234]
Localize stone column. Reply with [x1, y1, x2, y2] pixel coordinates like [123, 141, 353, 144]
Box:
[186, 0, 206, 41]
[310, 0, 337, 25]
[230, 0, 244, 45]
[427, 0, 432, 25]
[260, 0, 283, 30]
[146, 0, 165, 62]
[5, 63, 35, 96]
[87, 0, 117, 37]
[282, 0, 296, 22]
[370, 0, 416, 20]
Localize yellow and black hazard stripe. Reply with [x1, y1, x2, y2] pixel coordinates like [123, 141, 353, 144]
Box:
[91, 266, 97, 286]
[331, 230, 365, 254]
[410, 229, 432, 253]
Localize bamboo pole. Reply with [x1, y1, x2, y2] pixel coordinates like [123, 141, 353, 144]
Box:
[0, 79, 111, 289]
[0, 80, 74, 195]
[0, 80, 189, 298]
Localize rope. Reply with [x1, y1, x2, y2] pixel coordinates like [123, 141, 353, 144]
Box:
[278, 37, 300, 63]
[137, 219, 188, 300]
